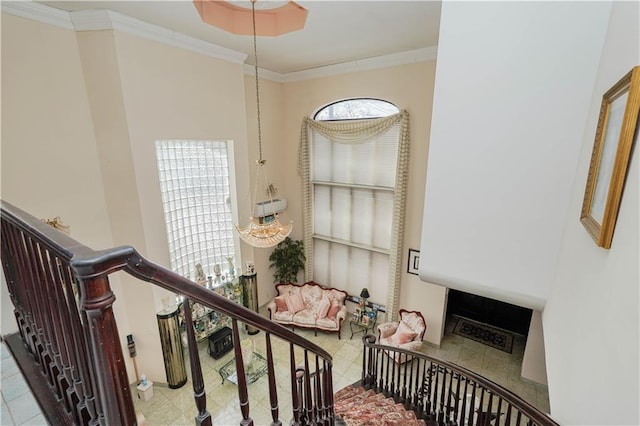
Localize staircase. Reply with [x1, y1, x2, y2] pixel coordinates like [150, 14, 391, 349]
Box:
[335, 384, 427, 426]
[1, 200, 336, 425]
[332, 338, 560, 426]
[1, 200, 560, 426]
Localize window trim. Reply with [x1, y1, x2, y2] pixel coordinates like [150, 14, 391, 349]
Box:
[313, 97, 399, 121]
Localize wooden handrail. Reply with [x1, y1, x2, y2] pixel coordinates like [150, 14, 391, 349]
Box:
[1, 200, 334, 425]
[360, 334, 559, 426]
[2, 198, 558, 426]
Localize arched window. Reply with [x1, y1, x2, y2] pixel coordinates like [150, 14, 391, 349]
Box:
[300, 99, 409, 321]
[314, 98, 399, 121]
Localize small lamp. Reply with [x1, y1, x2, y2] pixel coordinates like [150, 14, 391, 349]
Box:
[359, 288, 370, 309]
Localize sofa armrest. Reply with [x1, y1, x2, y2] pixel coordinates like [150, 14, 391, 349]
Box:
[377, 322, 398, 340]
[335, 305, 348, 324]
[266, 300, 277, 319]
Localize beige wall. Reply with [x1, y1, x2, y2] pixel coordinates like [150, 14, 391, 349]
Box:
[111, 29, 252, 308]
[3, 12, 445, 386]
[280, 63, 447, 346]
[1, 15, 112, 248]
[1, 14, 136, 380]
[1, 13, 256, 385]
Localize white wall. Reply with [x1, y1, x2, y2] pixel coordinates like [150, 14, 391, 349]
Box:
[543, 1, 639, 424]
[521, 311, 547, 385]
[419, 1, 611, 310]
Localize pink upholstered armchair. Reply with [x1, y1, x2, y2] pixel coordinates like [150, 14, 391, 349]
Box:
[377, 309, 427, 363]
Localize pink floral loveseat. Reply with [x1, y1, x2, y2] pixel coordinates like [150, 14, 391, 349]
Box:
[267, 281, 348, 339]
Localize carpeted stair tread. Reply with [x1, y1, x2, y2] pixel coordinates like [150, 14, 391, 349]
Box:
[334, 385, 427, 426]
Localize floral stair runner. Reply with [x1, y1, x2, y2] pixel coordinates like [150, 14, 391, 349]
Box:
[334, 385, 428, 426]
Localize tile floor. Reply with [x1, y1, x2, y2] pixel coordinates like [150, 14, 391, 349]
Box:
[0, 316, 549, 425]
[130, 316, 549, 425]
[1, 341, 46, 426]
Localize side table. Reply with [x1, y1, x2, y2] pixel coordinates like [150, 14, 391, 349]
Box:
[349, 316, 377, 339]
[218, 352, 268, 385]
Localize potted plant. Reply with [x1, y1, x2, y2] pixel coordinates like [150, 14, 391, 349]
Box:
[268, 237, 305, 283]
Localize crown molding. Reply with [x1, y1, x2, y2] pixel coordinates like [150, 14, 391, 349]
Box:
[3, 1, 435, 82]
[72, 9, 247, 64]
[1, 1, 73, 29]
[3, 1, 247, 65]
[245, 47, 438, 84]
[243, 65, 287, 84]
[279, 47, 438, 83]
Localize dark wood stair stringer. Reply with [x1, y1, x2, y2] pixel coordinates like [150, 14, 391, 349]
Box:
[4, 333, 73, 425]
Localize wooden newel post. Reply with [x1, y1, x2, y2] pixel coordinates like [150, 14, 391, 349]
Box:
[76, 273, 136, 425]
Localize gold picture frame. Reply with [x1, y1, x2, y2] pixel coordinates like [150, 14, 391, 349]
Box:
[581, 66, 640, 249]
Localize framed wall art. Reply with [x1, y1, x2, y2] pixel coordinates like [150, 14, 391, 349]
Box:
[581, 66, 640, 249]
[407, 249, 420, 275]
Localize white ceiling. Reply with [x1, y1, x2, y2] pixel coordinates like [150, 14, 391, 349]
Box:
[37, 1, 441, 75]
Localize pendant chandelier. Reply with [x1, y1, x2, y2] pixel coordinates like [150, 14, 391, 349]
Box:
[235, 0, 293, 248]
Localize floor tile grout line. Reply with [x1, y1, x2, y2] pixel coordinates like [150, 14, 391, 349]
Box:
[5, 316, 549, 424]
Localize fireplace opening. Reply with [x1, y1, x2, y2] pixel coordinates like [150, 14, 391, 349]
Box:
[447, 289, 533, 335]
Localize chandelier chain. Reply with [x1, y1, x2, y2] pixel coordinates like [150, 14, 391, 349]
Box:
[234, 0, 293, 248]
[251, 0, 263, 163]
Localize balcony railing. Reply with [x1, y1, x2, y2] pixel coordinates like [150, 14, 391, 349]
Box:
[360, 335, 559, 426]
[1, 200, 334, 425]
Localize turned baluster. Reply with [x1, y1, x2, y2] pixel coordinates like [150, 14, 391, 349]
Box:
[303, 351, 313, 422]
[326, 361, 335, 424]
[289, 343, 301, 425]
[504, 402, 513, 426]
[515, 408, 523, 426]
[313, 355, 323, 424]
[413, 358, 423, 413]
[390, 350, 397, 396]
[407, 354, 415, 407]
[437, 365, 446, 420]
[458, 377, 470, 426]
[482, 391, 494, 426]
[264, 333, 281, 426]
[445, 368, 455, 421]
[495, 397, 504, 426]
[182, 299, 212, 426]
[231, 319, 253, 426]
[477, 387, 487, 426]
[374, 347, 381, 391]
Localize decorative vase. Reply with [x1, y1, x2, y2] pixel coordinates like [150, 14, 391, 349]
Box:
[227, 256, 235, 278]
[245, 260, 255, 275]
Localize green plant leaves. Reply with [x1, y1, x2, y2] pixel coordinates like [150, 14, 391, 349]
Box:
[268, 237, 305, 283]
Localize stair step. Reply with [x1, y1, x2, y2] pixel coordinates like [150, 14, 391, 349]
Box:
[335, 385, 427, 426]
